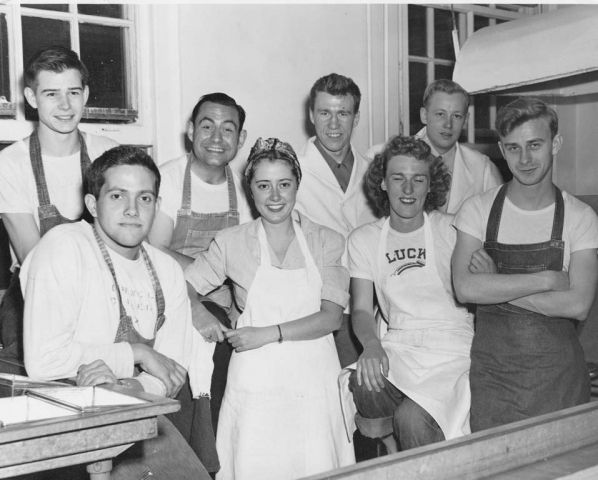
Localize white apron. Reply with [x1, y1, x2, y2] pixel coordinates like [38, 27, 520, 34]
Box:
[340, 214, 473, 441]
[216, 218, 354, 480]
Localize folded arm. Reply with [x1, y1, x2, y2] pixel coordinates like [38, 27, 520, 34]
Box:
[510, 249, 598, 320]
[452, 229, 568, 305]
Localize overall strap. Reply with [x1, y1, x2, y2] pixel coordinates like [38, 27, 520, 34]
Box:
[180, 153, 194, 211]
[92, 227, 166, 333]
[30, 130, 91, 207]
[484, 183, 509, 243]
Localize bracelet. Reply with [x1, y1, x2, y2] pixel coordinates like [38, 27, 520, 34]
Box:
[277, 324, 283, 344]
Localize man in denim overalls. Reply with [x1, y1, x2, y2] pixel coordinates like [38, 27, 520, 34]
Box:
[0, 46, 117, 369]
[148, 93, 252, 473]
[452, 97, 598, 432]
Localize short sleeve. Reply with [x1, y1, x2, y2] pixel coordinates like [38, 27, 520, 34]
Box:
[317, 228, 350, 308]
[453, 194, 487, 241]
[348, 224, 377, 281]
[0, 143, 33, 215]
[569, 202, 598, 253]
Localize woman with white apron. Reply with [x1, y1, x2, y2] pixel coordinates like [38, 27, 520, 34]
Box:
[340, 135, 473, 451]
[185, 138, 355, 480]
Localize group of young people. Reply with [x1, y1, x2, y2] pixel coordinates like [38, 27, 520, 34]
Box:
[0, 45, 596, 480]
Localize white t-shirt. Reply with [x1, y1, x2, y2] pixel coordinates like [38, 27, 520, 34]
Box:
[20, 221, 211, 398]
[454, 186, 598, 271]
[110, 249, 157, 340]
[0, 132, 118, 265]
[158, 153, 253, 225]
[348, 210, 456, 296]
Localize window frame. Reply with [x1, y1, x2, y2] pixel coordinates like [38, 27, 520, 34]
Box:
[398, 4, 538, 142]
[0, 2, 153, 147]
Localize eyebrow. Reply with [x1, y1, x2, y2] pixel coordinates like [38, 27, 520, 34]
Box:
[40, 86, 83, 93]
[197, 116, 238, 129]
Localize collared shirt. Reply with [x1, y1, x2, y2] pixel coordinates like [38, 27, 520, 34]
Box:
[185, 211, 350, 310]
[419, 129, 456, 213]
[314, 139, 354, 193]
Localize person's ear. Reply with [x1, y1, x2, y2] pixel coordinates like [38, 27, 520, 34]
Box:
[84, 194, 98, 218]
[309, 109, 315, 126]
[381, 178, 387, 191]
[552, 134, 563, 156]
[186, 121, 195, 144]
[420, 107, 428, 125]
[462, 111, 470, 132]
[83, 85, 89, 106]
[237, 130, 247, 150]
[353, 110, 360, 129]
[24, 87, 38, 109]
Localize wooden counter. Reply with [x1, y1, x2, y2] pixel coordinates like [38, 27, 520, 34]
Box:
[0, 385, 179, 479]
[305, 401, 598, 480]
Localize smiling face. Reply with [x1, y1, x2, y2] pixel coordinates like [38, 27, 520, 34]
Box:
[187, 101, 247, 172]
[498, 118, 562, 189]
[250, 159, 298, 227]
[309, 92, 360, 161]
[85, 165, 160, 260]
[24, 69, 89, 137]
[382, 155, 430, 233]
[420, 91, 468, 155]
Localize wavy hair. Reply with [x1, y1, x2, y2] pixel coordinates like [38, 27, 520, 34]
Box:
[364, 135, 451, 217]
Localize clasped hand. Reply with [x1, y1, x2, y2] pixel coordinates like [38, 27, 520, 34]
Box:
[223, 325, 275, 352]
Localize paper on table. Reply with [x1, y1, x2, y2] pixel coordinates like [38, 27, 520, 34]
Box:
[0, 396, 75, 426]
[30, 386, 146, 410]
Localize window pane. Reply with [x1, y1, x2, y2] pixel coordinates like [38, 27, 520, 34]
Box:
[78, 4, 124, 19]
[409, 62, 427, 135]
[408, 5, 427, 57]
[22, 16, 71, 121]
[435, 64, 454, 82]
[474, 16, 490, 32]
[0, 14, 9, 103]
[22, 16, 71, 66]
[434, 9, 455, 61]
[79, 23, 127, 109]
[22, 4, 69, 13]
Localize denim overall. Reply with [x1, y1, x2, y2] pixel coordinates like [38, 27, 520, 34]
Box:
[0, 130, 90, 363]
[93, 227, 165, 348]
[470, 184, 590, 432]
[167, 154, 238, 472]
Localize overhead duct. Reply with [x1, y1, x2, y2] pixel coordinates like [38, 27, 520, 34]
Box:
[453, 5, 598, 96]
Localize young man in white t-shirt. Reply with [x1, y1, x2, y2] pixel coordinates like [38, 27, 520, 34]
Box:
[452, 97, 598, 432]
[21, 145, 211, 479]
[0, 46, 117, 364]
[147, 93, 252, 473]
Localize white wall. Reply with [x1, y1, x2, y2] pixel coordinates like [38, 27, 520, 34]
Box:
[148, 4, 399, 171]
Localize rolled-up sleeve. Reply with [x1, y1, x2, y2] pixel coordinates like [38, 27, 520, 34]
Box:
[184, 234, 228, 295]
[318, 229, 350, 308]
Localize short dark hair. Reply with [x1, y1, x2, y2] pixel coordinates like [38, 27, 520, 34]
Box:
[309, 73, 361, 113]
[422, 79, 470, 110]
[24, 45, 89, 90]
[84, 146, 161, 199]
[365, 135, 451, 217]
[496, 97, 559, 139]
[190, 92, 246, 131]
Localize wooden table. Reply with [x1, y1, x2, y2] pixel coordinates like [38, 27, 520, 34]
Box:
[305, 401, 598, 480]
[0, 385, 180, 479]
